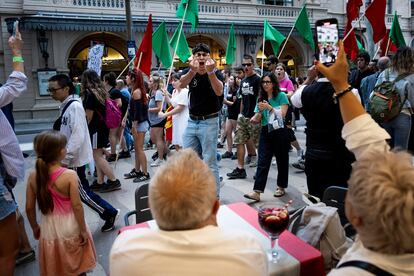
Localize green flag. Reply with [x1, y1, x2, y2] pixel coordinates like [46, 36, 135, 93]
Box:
[170, 22, 191, 63]
[176, 0, 198, 31]
[390, 12, 406, 48]
[294, 5, 315, 51]
[225, 24, 236, 65]
[152, 22, 172, 68]
[264, 20, 286, 55]
[356, 38, 365, 52]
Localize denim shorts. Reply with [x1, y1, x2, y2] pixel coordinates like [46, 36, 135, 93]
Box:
[0, 176, 17, 220]
[136, 121, 149, 133]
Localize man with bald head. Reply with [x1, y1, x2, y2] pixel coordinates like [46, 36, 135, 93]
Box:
[110, 149, 267, 276]
[360, 56, 391, 109]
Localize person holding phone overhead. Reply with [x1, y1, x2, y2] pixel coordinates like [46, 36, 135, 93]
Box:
[0, 23, 27, 276]
[179, 43, 224, 197]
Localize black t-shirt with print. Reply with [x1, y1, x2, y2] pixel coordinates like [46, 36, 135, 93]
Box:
[109, 87, 128, 117]
[83, 90, 106, 134]
[182, 68, 224, 116]
[239, 74, 261, 118]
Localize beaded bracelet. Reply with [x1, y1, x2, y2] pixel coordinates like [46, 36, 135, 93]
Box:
[332, 86, 352, 104]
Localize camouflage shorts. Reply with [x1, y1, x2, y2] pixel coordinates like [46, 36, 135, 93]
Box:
[234, 114, 260, 146]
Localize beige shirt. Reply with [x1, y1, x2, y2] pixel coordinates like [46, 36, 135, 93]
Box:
[110, 225, 268, 276]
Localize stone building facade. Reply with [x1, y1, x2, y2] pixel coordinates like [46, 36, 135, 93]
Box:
[0, 0, 413, 121]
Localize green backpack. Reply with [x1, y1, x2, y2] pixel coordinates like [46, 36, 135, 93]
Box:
[368, 70, 409, 123]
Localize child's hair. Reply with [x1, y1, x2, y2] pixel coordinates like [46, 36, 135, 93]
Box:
[33, 131, 67, 214]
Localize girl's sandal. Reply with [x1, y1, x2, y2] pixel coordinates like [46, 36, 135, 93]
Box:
[274, 187, 286, 197]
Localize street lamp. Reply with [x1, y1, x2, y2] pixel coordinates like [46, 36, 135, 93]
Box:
[38, 30, 49, 68]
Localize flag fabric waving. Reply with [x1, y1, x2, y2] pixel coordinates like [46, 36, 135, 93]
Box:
[264, 20, 286, 56]
[390, 12, 406, 48]
[344, 0, 362, 61]
[365, 0, 386, 43]
[135, 14, 153, 76]
[294, 5, 315, 50]
[225, 24, 237, 65]
[176, 0, 198, 31]
[152, 22, 172, 68]
[170, 22, 191, 63]
[380, 29, 398, 56]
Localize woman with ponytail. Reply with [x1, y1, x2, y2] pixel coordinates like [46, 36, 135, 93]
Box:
[25, 131, 96, 275]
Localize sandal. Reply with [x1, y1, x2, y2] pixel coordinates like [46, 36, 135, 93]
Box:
[274, 187, 286, 197]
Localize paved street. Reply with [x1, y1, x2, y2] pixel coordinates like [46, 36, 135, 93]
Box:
[13, 123, 308, 275]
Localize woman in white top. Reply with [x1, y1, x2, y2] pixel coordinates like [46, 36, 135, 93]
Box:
[159, 73, 189, 151]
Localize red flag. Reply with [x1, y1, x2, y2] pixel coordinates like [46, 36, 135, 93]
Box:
[380, 30, 398, 56]
[365, 0, 386, 43]
[344, 21, 359, 61]
[134, 14, 153, 76]
[347, 0, 363, 20]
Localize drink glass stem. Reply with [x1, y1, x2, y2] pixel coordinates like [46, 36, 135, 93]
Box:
[270, 236, 279, 263]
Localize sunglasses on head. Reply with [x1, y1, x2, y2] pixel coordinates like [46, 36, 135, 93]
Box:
[242, 63, 252, 67]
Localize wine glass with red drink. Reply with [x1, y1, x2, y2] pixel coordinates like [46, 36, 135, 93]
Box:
[258, 204, 290, 263]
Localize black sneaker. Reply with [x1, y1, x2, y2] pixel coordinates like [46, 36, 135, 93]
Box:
[90, 180, 104, 191]
[226, 168, 247, 179]
[222, 151, 233, 159]
[118, 150, 131, 159]
[99, 179, 121, 193]
[133, 173, 150, 183]
[15, 250, 35, 266]
[124, 168, 142, 179]
[106, 154, 117, 162]
[101, 209, 120, 232]
[217, 142, 224, 148]
[152, 152, 158, 161]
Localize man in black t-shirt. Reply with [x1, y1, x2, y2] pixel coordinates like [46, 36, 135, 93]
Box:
[179, 43, 224, 197]
[104, 72, 129, 161]
[227, 54, 260, 179]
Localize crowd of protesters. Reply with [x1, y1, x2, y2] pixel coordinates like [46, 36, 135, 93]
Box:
[2, 25, 414, 276]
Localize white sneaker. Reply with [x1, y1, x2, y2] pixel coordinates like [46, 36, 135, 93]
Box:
[150, 159, 164, 167]
[272, 157, 277, 166]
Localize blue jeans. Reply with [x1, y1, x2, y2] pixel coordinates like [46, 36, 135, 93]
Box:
[382, 113, 411, 150]
[183, 117, 220, 196]
[0, 174, 16, 221]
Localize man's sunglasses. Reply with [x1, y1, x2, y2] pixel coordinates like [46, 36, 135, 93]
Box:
[242, 63, 252, 67]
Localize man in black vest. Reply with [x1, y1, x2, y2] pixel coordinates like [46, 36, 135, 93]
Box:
[291, 66, 358, 199]
[179, 43, 224, 197]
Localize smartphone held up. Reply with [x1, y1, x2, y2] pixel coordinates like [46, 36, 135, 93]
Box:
[315, 18, 339, 64]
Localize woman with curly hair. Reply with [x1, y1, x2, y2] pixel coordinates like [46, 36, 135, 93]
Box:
[81, 70, 121, 192]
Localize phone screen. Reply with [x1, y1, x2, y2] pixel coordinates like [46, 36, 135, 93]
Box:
[316, 19, 338, 63]
[12, 20, 19, 37]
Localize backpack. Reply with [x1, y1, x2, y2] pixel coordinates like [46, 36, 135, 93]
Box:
[103, 98, 122, 129]
[368, 70, 410, 123]
[288, 203, 353, 273]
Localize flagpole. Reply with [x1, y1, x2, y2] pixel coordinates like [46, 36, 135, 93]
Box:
[385, 35, 391, 56]
[343, 12, 366, 42]
[277, 25, 294, 59]
[161, 2, 189, 108]
[117, 55, 136, 80]
[260, 34, 265, 77]
[373, 43, 381, 59]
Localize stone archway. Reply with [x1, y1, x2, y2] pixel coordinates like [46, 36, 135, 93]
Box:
[185, 34, 227, 70]
[67, 32, 128, 78]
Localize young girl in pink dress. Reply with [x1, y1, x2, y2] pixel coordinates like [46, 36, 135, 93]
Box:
[25, 131, 96, 276]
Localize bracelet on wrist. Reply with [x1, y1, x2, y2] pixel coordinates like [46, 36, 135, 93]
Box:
[207, 68, 217, 75]
[332, 86, 352, 104]
[12, 56, 24, 63]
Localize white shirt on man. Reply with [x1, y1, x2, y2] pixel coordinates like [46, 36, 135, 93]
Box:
[59, 94, 93, 167]
[110, 225, 268, 276]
